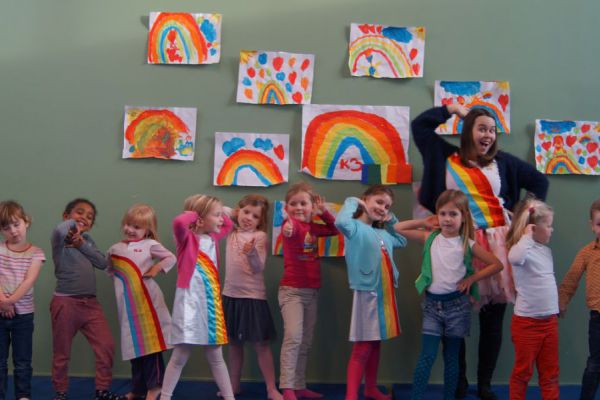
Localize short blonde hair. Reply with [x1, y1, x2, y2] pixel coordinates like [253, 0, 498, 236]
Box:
[506, 197, 553, 249]
[190, 195, 222, 219]
[122, 203, 159, 240]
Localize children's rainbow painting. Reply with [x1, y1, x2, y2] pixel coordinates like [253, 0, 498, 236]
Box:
[349, 23, 425, 79]
[272, 201, 345, 257]
[301, 104, 412, 183]
[123, 106, 196, 161]
[434, 81, 511, 135]
[236, 51, 314, 105]
[148, 12, 221, 64]
[535, 119, 600, 175]
[213, 132, 289, 187]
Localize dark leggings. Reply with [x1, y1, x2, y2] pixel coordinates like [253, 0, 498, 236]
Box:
[457, 303, 506, 388]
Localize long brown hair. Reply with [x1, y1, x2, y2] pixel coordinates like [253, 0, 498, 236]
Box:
[459, 108, 498, 167]
[235, 194, 269, 232]
[353, 185, 394, 228]
[435, 190, 474, 252]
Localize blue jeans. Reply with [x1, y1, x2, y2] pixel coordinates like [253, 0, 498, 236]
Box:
[0, 313, 34, 400]
[581, 310, 600, 400]
[422, 292, 471, 338]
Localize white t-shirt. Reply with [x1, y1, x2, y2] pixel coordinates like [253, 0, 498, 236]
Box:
[429, 234, 475, 295]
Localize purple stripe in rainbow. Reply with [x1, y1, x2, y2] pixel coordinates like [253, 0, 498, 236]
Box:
[376, 248, 400, 339]
[111, 255, 166, 357]
[195, 251, 227, 345]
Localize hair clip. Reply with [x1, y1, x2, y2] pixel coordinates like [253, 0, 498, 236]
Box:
[528, 207, 535, 215]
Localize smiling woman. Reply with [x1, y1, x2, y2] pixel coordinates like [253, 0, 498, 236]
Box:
[411, 105, 549, 399]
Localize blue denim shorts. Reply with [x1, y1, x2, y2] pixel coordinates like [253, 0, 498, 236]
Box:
[421, 291, 471, 338]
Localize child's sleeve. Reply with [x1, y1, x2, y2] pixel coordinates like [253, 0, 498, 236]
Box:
[313, 209, 339, 237]
[508, 234, 535, 267]
[150, 242, 177, 274]
[335, 197, 359, 238]
[558, 246, 588, 310]
[173, 211, 198, 247]
[247, 232, 268, 274]
[79, 236, 108, 270]
[384, 213, 407, 248]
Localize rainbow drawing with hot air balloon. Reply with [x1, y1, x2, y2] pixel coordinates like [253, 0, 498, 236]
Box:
[535, 119, 600, 176]
[213, 132, 289, 187]
[148, 12, 221, 64]
[301, 105, 412, 183]
[434, 80, 511, 135]
[348, 23, 425, 79]
[123, 106, 196, 161]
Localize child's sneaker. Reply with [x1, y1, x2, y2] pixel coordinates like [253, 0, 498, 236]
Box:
[94, 390, 127, 400]
[53, 392, 68, 400]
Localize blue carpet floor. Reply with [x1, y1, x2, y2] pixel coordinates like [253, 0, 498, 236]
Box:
[3, 377, 593, 399]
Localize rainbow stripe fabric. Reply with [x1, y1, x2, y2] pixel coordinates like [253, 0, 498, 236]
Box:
[111, 255, 167, 357]
[446, 154, 506, 229]
[195, 251, 228, 345]
[377, 248, 400, 340]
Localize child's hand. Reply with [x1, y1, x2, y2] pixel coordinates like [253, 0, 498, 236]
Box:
[242, 238, 256, 255]
[0, 305, 15, 319]
[313, 195, 326, 216]
[282, 220, 294, 237]
[222, 206, 233, 217]
[143, 264, 162, 279]
[447, 104, 470, 119]
[424, 215, 440, 230]
[65, 224, 84, 248]
[456, 276, 474, 294]
[558, 307, 566, 318]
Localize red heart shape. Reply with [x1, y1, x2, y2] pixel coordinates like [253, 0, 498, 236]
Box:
[588, 156, 598, 168]
[498, 94, 509, 112]
[273, 145, 285, 160]
[273, 57, 283, 71]
[301, 59, 310, 71]
[358, 24, 370, 34]
[412, 63, 420, 75]
[292, 92, 303, 103]
[582, 124, 591, 133]
[541, 141, 551, 151]
[409, 48, 418, 60]
[441, 98, 453, 106]
[566, 135, 577, 147]
[376, 25, 382, 34]
[288, 71, 297, 85]
[587, 142, 599, 154]
[247, 67, 256, 78]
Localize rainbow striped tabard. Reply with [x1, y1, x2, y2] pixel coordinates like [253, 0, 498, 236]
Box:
[195, 250, 228, 345]
[111, 255, 167, 358]
[377, 247, 400, 340]
[446, 154, 506, 229]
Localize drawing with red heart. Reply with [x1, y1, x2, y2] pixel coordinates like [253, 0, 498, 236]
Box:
[273, 145, 285, 160]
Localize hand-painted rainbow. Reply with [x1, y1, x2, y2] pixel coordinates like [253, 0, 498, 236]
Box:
[446, 154, 506, 229]
[125, 109, 190, 159]
[349, 35, 414, 78]
[216, 149, 285, 186]
[148, 13, 207, 64]
[259, 81, 287, 104]
[302, 110, 411, 183]
[195, 250, 227, 345]
[453, 98, 510, 134]
[377, 248, 400, 339]
[544, 153, 582, 174]
[111, 255, 167, 358]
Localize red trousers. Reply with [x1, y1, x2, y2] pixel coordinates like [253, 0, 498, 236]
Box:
[50, 295, 115, 392]
[509, 314, 559, 400]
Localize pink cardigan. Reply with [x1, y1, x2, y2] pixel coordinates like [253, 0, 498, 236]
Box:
[172, 211, 233, 288]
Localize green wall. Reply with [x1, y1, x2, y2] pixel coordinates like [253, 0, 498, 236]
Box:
[1, 0, 598, 384]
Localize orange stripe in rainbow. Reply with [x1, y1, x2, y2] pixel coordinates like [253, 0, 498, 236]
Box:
[110, 255, 167, 357]
[258, 82, 287, 104]
[216, 149, 285, 186]
[148, 13, 207, 64]
[377, 249, 400, 339]
[447, 154, 506, 229]
[302, 110, 409, 182]
[125, 109, 190, 159]
[545, 154, 582, 174]
[348, 35, 413, 78]
[196, 251, 227, 345]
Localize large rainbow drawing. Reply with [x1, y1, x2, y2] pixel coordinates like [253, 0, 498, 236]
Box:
[453, 98, 510, 134]
[216, 149, 285, 186]
[111, 255, 167, 358]
[302, 110, 411, 183]
[349, 35, 413, 78]
[545, 154, 582, 174]
[196, 251, 227, 345]
[258, 82, 287, 104]
[148, 13, 207, 64]
[125, 109, 190, 159]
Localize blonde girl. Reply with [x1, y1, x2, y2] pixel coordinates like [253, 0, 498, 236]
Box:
[394, 190, 503, 400]
[222, 195, 281, 400]
[506, 199, 558, 400]
[0, 201, 45, 400]
[161, 195, 234, 400]
[107, 204, 176, 400]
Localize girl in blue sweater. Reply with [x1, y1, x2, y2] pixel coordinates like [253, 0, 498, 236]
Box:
[335, 185, 406, 400]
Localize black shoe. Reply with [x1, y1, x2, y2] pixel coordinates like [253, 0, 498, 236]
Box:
[454, 378, 469, 399]
[94, 390, 127, 400]
[53, 392, 68, 400]
[477, 386, 498, 400]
